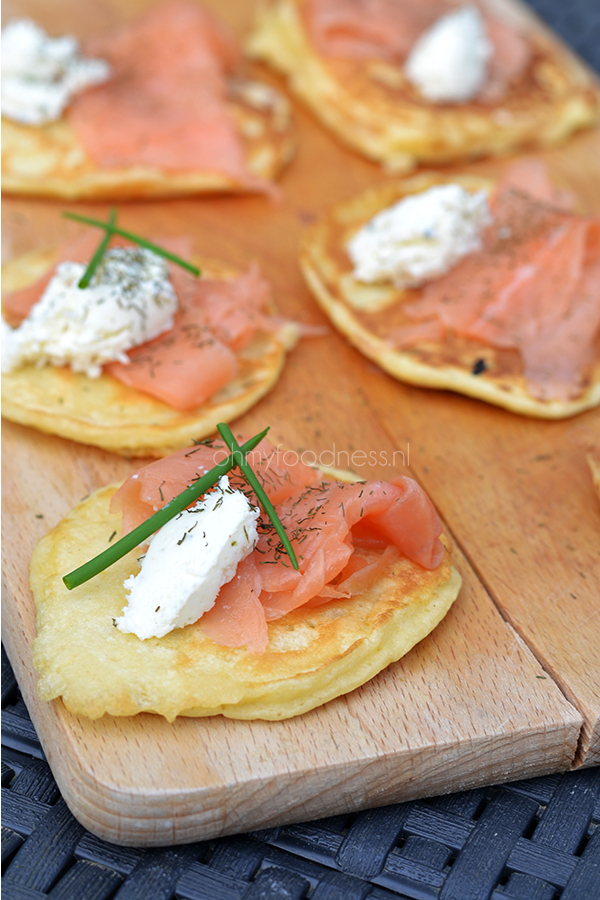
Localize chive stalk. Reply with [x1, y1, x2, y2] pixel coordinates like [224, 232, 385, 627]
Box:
[217, 423, 299, 571]
[77, 208, 117, 289]
[63, 428, 269, 591]
[63, 211, 201, 276]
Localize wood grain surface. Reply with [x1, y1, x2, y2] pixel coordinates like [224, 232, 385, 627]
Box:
[2, 0, 599, 846]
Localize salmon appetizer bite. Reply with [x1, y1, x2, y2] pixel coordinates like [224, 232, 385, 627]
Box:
[1, 1, 295, 199]
[31, 430, 461, 721]
[300, 160, 600, 418]
[247, 0, 600, 170]
[1, 214, 302, 456]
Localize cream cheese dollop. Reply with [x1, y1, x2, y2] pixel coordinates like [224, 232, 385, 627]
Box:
[1, 247, 178, 378]
[1, 18, 110, 125]
[405, 6, 492, 104]
[116, 477, 261, 640]
[347, 183, 492, 289]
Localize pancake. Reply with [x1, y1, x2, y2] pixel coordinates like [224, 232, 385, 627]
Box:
[246, 0, 600, 170]
[31, 482, 460, 721]
[2, 252, 298, 457]
[1, 76, 295, 200]
[299, 171, 600, 418]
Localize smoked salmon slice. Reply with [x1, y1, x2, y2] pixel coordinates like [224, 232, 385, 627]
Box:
[257, 476, 444, 619]
[199, 555, 268, 653]
[398, 177, 600, 401]
[110, 438, 321, 536]
[104, 312, 239, 411]
[494, 159, 575, 209]
[105, 262, 281, 408]
[111, 439, 446, 652]
[303, 0, 531, 99]
[480, 15, 532, 101]
[67, 0, 261, 187]
[465, 219, 600, 400]
[304, 0, 442, 61]
[307, 544, 400, 603]
[2, 232, 100, 326]
[199, 264, 281, 351]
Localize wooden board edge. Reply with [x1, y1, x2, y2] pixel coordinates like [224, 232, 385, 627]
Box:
[1, 577, 583, 847]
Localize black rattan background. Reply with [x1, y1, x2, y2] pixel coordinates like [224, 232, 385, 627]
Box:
[526, 0, 600, 73]
[2, 647, 600, 900]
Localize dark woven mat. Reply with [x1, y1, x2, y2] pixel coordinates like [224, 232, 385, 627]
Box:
[2, 647, 600, 900]
[526, 0, 600, 73]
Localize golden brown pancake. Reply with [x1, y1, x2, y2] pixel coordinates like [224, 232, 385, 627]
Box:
[2, 253, 298, 457]
[1, 77, 295, 200]
[247, 0, 600, 170]
[31, 482, 460, 721]
[299, 172, 600, 418]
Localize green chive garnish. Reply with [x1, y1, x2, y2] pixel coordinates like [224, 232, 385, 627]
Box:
[217, 423, 299, 571]
[63, 428, 269, 591]
[77, 207, 117, 289]
[63, 211, 201, 277]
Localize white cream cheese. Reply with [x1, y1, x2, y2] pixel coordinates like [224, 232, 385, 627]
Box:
[1, 248, 178, 378]
[1, 18, 110, 125]
[405, 6, 492, 104]
[347, 183, 492, 289]
[0, 317, 21, 373]
[116, 477, 260, 640]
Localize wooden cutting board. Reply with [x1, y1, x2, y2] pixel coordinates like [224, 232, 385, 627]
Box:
[2, 0, 599, 847]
